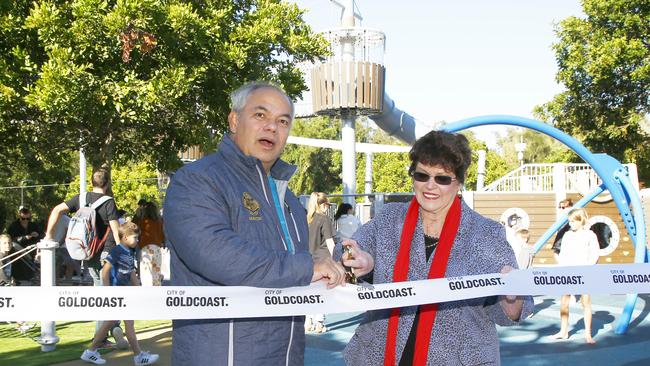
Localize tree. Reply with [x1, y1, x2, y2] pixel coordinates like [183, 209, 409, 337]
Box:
[283, 116, 343, 195]
[497, 128, 574, 168]
[66, 160, 161, 214]
[535, 0, 650, 183]
[5, 0, 328, 171]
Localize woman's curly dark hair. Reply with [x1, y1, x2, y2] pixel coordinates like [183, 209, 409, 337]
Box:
[408, 130, 472, 184]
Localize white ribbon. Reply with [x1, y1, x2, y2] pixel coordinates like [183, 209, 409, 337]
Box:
[1, 264, 649, 321]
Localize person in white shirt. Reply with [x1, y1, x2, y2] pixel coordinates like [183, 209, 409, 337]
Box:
[552, 208, 599, 344]
[513, 228, 533, 270]
[334, 203, 361, 242]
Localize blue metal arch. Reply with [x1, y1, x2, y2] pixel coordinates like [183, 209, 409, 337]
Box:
[440, 115, 647, 334]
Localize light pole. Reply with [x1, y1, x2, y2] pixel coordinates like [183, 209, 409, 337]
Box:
[310, 0, 385, 205]
[20, 179, 32, 208]
[514, 139, 527, 166]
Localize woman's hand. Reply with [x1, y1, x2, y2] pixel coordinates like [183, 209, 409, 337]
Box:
[499, 265, 524, 321]
[341, 239, 374, 279]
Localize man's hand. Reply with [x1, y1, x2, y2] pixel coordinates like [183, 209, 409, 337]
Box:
[311, 257, 346, 289]
[341, 239, 374, 279]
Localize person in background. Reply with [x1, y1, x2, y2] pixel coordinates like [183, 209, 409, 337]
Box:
[551, 198, 574, 261]
[334, 203, 361, 242]
[80, 222, 159, 365]
[340, 130, 533, 365]
[0, 233, 33, 331]
[0, 234, 14, 285]
[117, 209, 130, 224]
[514, 228, 533, 270]
[7, 207, 43, 248]
[305, 192, 336, 334]
[133, 201, 164, 286]
[6, 207, 40, 284]
[551, 207, 599, 344]
[164, 81, 345, 365]
[307, 192, 336, 257]
[44, 168, 125, 349]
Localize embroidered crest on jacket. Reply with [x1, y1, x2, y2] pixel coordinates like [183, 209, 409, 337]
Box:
[243, 192, 261, 220]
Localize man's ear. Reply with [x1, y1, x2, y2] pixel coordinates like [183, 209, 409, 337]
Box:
[228, 111, 238, 134]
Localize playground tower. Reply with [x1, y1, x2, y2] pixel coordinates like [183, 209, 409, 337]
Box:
[309, 0, 385, 204]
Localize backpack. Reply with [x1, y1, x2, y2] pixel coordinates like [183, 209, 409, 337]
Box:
[65, 195, 113, 261]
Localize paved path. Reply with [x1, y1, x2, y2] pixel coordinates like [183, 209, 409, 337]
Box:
[58, 294, 650, 366]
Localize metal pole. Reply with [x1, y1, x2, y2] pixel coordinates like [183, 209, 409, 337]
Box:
[80, 148, 87, 207]
[37, 239, 59, 351]
[364, 152, 373, 196]
[477, 150, 486, 191]
[342, 114, 356, 205]
[340, 0, 356, 206]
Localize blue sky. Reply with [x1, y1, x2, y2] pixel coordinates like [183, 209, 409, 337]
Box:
[291, 0, 585, 147]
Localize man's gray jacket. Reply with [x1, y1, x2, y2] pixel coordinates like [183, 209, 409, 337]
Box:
[164, 135, 313, 365]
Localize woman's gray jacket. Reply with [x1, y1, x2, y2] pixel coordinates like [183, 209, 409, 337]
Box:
[343, 201, 534, 366]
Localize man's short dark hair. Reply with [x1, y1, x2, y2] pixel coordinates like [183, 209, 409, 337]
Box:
[18, 207, 31, 216]
[408, 130, 472, 184]
[91, 169, 110, 189]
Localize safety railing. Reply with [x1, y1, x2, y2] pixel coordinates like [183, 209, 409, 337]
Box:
[480, 163, 606, 193]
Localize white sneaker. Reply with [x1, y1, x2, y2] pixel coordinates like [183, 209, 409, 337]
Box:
[134, 351, 159, 365]
[80, 349, 106, 365]
[112, 326, 129, 349]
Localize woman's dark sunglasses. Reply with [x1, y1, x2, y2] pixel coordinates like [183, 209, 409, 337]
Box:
[410, 171, 457, 185]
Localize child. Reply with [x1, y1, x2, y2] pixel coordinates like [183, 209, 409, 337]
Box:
[551, 208, 599, 344]
[0, 234, 13, 285]
[513, 228, 533, 269]
[80, 222, 159, 365]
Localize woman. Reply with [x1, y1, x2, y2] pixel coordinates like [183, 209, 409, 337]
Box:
[307, 192, 336, 257]
[342, 130, 533, 365]
[306, 192, 335, 333]
[133, 201, 164, 286]
[552, 207, 599, 344]
[334, 203, 361, 242]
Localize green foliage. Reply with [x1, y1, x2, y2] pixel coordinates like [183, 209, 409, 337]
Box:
[462, 132, 511, 191]
[66, 160, 161, 214]
[3, 0, 328, 171]
[497, 128, 574, 167]
[283, 118, 518, 197]
[283, 116, 412, 197]
[535, 0, 650, 183]
[361, 121, 411, 194]
[368, 152, 410, 193]
[283, 116, 342, 195]
[0, 320, 170, 366]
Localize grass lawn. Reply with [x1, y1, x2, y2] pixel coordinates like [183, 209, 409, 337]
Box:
[0, 320, 170, 366]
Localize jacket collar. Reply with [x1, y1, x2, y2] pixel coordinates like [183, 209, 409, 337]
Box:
[219, 134, 297, 181]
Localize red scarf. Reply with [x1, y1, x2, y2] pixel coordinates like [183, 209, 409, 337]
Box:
[383, 196, 461, 366]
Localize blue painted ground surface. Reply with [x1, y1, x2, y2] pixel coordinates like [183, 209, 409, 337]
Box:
[306, 294, 650, 366]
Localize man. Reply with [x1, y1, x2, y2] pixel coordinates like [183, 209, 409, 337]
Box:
[164, 81, 346, 365]
[551, 198, 574, 261]
[7, 207, 43, 248]
[44, 168, 128, 349]
[7, 207, 42, 283]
